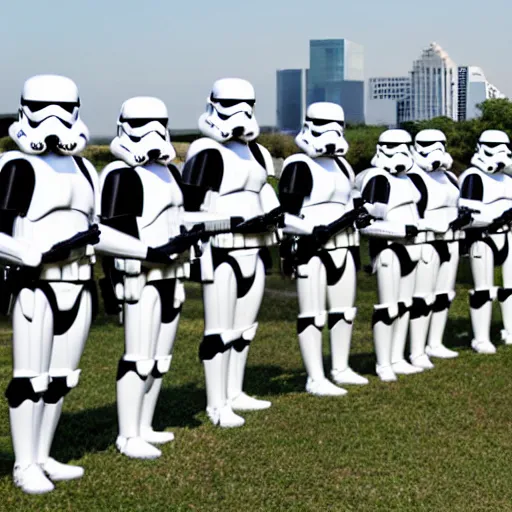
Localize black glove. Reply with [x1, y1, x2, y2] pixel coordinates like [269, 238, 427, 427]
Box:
[449, 211, 473, 231]
[312, 225, 331, 246]
[42, 224, 101, 264]
[232, 215, 271, 234]
[405, 225, 419, 238]
[354, 210, 374, 229]
[145, 247, 172, 264]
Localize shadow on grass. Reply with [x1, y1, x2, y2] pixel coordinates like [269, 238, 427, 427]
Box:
[0, 382, 205, 478]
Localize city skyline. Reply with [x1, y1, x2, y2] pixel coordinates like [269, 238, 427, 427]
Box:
[2, 0, 511, 135]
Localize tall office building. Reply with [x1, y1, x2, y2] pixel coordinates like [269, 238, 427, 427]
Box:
[409, 42, 458, 121]
[458, 66, 505, 120]
[307, 39, 365, 124]
[366, 77, 411, 125]
[276, 69, 306, 133]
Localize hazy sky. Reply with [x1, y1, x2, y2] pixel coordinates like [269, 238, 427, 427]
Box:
[2, 0, 510, 137]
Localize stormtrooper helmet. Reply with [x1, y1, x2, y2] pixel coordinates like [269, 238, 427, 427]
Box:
[371, 129, 414, 174]
[9, 74, 89, 156]
[411, 129, 453, 171]
[110, 97, 176, 167]
[295, 102, 348, 158]
[198, 78, 259, 143]
[471, 130, 512, 174]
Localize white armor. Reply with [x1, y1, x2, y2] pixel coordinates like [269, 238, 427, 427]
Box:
[99, 97, 189, 459]
[356, 129, 426, 382]
[408, 129, 463, 366]
[181, 78, 285, 428]
[278, 102, 368, 396]
[0, 75, 100, 495]
[459, 130, 512, 354]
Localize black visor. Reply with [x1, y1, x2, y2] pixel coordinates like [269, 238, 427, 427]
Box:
[120, 117, 168, 129]
[416, 140, 444, 148]
[210, 95, 255, 108]
[306, 117, 344, 129]
[21, 98, 80, 113]
[482, 141, 510, 149]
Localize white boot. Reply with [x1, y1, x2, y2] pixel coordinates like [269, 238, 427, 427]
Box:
[469, 289, 495, 355]
[299, 320, 346, 396]
[38, 397, 84, 480]
[373, 305, 397, 382]
[392, 360, 424, 374]
[207, 404, 246, 428]
[501, 330, 512, 346]
[427, 293, 458, 358]
[116, 436, 161, 459]
[426, 344, 459, 358]
[329, 308, 368, 386]
[331, 368, 369, 385]
[204, 351, 245, 428]
[409, 297, 434, 370]
[228, 345, 271, 411]
[9, 396, 54, 494]
[42, 458, 84, 481]
[116, 362, 161, 458]
[471, 339, 497, 354]
[140, 377, 175, 444]
[411, 354, 434, 370]
[13, 464, 54, 495]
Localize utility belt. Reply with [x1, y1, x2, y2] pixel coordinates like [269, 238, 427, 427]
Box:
[210, 232, 278, 249]
[322, 229, 360, 250]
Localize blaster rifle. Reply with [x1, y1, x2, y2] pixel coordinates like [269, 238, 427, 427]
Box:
[486, 207, 512, 234]
[231, 207, 284, 234]
[153, 218, 241, 257]
[449, 206, 479, 231]
[281, 199, 373, 274]
[41, 224, 101, 264]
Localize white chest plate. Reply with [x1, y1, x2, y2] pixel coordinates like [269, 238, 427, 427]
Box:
[218, 141, 267, 196]
[24, 153, 94, 222]
[464, 168, 512, 204]
[410, 168, 459, 210]
[132, 163, 184, 246]
[302, 157, 353, 208]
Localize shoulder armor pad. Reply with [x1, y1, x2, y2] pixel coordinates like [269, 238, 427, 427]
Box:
[181, 148, 224, 211]
[278, 160, 313, 215]
[0, 158, 36, 215]
[186, 137, 223, 159]
[362, 173, 391, 204]
[101, 167, 143, 219]
[460, 172, 483, 201]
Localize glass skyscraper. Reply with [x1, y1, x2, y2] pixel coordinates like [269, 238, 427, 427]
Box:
[276, 69, 305, 133]
[307, 39, 365, 124]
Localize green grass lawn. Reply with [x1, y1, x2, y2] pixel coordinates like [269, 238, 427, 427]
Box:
[1, 254, 512, 511]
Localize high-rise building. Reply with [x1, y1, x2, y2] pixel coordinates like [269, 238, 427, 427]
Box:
[458, 66, 505, 120]
[366, 77, 411, 126]
[409, 42, 458, 121]
[276, 69, 306, 133]
[307, 39, 365, 124]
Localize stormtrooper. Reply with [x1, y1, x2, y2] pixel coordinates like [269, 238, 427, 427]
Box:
[0, 75, 182, 495]
[181, 78, 305, 427]
[278, 102, 369, 396]
[99, 97, 190, 459]
[458, 130, 512, 354]
[356, 129, 441, 382]
[407, 129, 467, 364]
